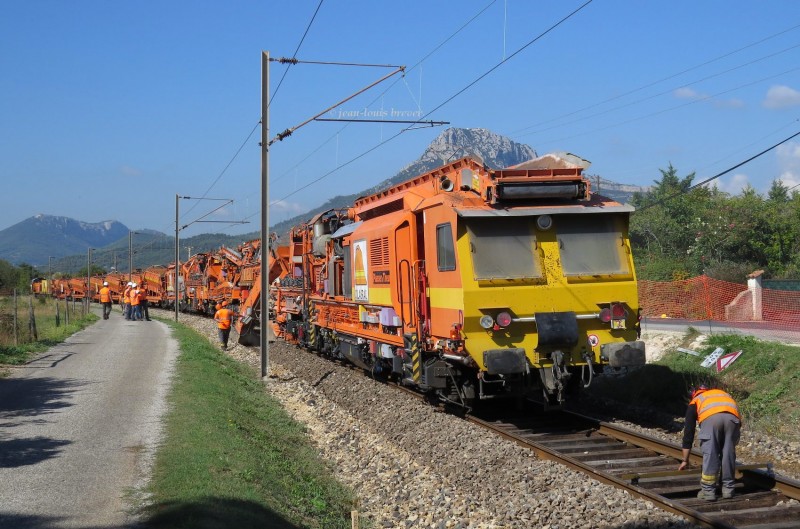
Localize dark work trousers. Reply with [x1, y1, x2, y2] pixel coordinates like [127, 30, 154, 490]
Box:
[699, 412, 741, 494]
[218, 327, 231, 349]
[141, 300, 150, 320]
[102, 302, 112, 320]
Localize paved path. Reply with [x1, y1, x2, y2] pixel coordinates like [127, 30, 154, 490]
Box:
[0, 308, 179, 529]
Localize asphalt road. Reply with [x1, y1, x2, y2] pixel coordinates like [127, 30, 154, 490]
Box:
[641, 317, 800, 344]
[0, 307, 179, 529]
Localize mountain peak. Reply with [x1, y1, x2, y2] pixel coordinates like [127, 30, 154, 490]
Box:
[418, 127, 537, 168]
[362, 127, 538, 197]
[0, 215, 130, 265]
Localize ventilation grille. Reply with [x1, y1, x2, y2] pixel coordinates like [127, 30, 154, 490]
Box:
[369, 237, 390, 266]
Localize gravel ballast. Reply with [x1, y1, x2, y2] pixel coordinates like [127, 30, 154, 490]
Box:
[169, 310, 705, 529]
[165, 308, 800, 527]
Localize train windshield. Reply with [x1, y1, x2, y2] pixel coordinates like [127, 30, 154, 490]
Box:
[556, 214, 630, 276]
[465, 218, 542, 280]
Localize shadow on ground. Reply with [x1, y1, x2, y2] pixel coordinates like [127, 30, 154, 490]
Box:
[0, 376, 87, 467]
[140, 497, 302, 529]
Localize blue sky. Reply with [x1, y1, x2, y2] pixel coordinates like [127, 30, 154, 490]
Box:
[2, 0, 800, 239]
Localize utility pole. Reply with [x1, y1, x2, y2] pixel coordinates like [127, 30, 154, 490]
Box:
[87, 247, 93, 309]
[128, 231, 138, 281]
[260, 50, 270, 379]
[48, 256, 53, 295]
[175, 194, 180, 322]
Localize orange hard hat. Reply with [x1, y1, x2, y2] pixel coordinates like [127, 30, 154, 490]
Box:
[216, 303, 222, 310]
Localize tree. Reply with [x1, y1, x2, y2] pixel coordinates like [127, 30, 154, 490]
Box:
[0, 259, 18, 293]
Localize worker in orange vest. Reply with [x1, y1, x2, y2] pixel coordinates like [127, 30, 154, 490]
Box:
[99, 281, 113, 320]
[130, 283, 142, 321]
[678, 385, 742, 501]
[213, 301, 234, 350]
[139, 281, 151, 321]
[123, 282, 133, 320]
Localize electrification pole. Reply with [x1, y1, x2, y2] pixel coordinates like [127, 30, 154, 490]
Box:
[175, 193, 180, 322]
[260, 50, 269, 379]
[86, 248, 93, 309]
[128, 231, 138, 281]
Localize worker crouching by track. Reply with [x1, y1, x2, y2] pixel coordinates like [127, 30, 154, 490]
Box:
[678, 385, 742, 501]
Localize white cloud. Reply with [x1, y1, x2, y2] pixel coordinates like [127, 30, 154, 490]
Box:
[674, 88, 742, 108]
[776, 172, 800, 191]
[674, 87, 704, 100]
[271, 200, 307, 215]
[713, 98, 745, 109]
[710, 173, 749, 195]
[776, 141, 800, 189]
[120, 165, 141, 176]
[763, 85, 800, 109]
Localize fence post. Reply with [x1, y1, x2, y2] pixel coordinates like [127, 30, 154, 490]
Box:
[56, 299, 61, 327]
[28, 295, 38, 341]
[13, 288, 18, 346]
[748, 270, 764, 321]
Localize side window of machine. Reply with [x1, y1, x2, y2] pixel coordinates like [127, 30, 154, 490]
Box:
[436, 223, 456, 271]
[342, 245, 352, 298]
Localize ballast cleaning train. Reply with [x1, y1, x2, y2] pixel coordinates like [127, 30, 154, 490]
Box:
[246, 155, 646, 407]
[38, 154, 646, 407]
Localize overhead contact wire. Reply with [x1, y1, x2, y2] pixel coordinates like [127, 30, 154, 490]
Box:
[638, 129, 800, 212]
[268, 0, 595, 206]
[268, 0, 498, 188]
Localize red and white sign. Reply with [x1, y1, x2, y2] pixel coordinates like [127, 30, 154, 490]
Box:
[716, 351, 743, 372]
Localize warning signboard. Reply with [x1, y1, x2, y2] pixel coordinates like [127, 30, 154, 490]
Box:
[700, 347, 725, 368]
[716, 351, 743, 372]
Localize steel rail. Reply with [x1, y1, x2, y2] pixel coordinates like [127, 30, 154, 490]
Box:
[466, 410, 800, 529]
[257, 337, 800, 528]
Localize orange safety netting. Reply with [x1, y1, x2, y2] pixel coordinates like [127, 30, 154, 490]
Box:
[639, 275, 800, 342]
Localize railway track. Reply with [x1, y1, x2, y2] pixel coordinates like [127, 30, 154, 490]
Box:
[256, 330, 800, 528]
[469, 408, 800, 529]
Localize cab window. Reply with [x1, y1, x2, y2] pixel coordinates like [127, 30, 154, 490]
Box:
[436, 223, 456, 271]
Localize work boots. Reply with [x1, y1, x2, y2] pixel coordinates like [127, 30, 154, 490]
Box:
[697, 489, 718, 501]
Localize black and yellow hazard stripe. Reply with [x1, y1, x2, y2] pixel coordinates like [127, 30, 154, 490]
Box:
[409, 333, 421, 383]
[308, 301, 317, 350]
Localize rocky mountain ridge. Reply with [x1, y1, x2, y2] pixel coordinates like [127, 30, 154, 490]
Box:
[0, 215, 130, 266]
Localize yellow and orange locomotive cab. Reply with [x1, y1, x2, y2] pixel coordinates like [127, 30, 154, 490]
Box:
[273, 156, 646, 407]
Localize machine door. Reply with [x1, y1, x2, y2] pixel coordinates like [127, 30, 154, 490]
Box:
[394, 219, 416, 328]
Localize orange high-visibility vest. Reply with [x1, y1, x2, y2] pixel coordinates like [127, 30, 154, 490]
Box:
[123, 287, 131, 304]
[215, 308, 233, 330]
[100, 287, 112, 303]
[130, 290, 140, 306]
[691, 389, 740, 423]
[138, 289, 146, 303]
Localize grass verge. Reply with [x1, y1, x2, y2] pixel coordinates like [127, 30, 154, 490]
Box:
[0, 296, 98, 368]
[140, 321, 355, 529]
[587, 333, 800, 441]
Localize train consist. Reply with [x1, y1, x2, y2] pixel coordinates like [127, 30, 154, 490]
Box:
[37, 155, 646, 407]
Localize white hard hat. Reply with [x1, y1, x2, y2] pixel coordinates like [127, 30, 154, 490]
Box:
[132, 283, 137, 287]
[127, 282, 133, 286]
[103, 281, 108, 286]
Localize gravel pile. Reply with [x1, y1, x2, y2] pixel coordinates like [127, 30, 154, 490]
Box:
[165, 309, 699, 529]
